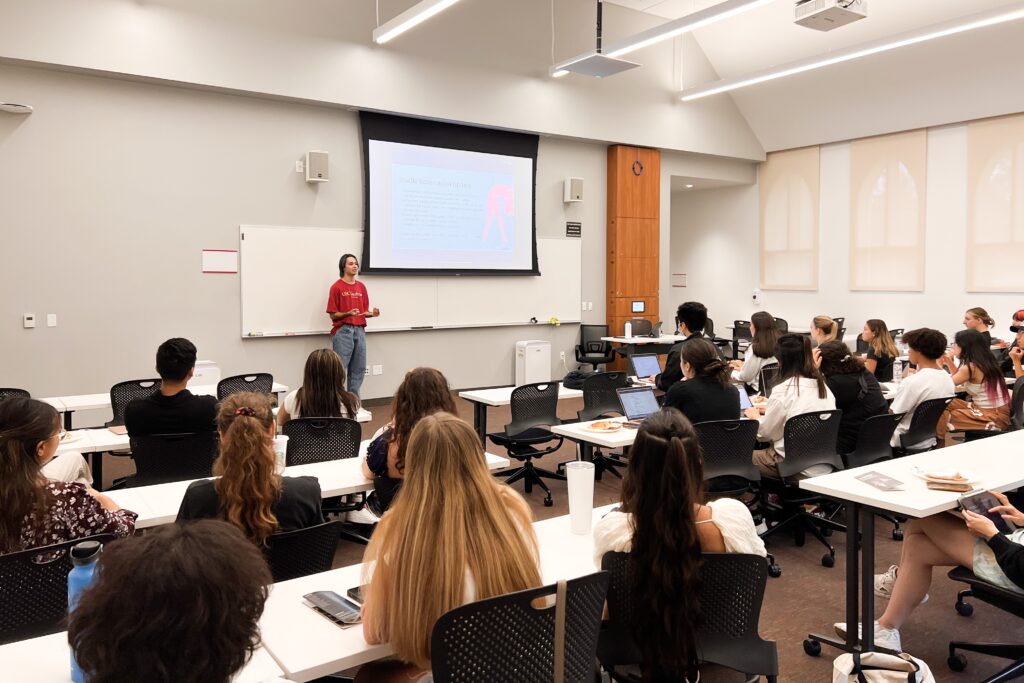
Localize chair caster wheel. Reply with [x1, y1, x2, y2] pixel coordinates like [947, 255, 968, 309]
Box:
[893, 529, 904, 541]
[947, 654, 967, 672]
[544, 497, 553, 507]
[803, 639, 822, 657]
[821, 553, 835, 568]
[955, 601, 974, 617]
[768, 564, 782, 578]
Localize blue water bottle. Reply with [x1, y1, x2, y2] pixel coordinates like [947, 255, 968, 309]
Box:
[68, 540, 103, 683]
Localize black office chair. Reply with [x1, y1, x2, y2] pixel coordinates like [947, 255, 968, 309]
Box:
[759, 410, 846, 568]
[217, 373, 274, 400]
[366, 475, 403, 517]
[706, 318, 733, 355]
[575, 324, 616, 371]
[963, 376, 1024, 442]
[895, 396, 955, 454]
[126, 432, 219, 487]
[774, 317, 789, 333]
[430, 572, 609, 683]
[837, 327, 847, 341]
[599, 552, 779, 683]
[283, 417, 362, 466]
[107, 378, 161, 426]
[264, 520, 343, 583]
[488, 383, 566, 507]
[627, 318, 653, 336]
[946, 566, 1024, 679]
[855, 334, 869, 354]
[0, 534, 116, 645]
[839, 412, 905, 540]
[558, 372, 629, 480]
[0, 388, 30, 401]
[832, 317, 846, 330]
[732, 321, 752, 360]
[759, 362, 781, 398]
[694, 419, 760, 500]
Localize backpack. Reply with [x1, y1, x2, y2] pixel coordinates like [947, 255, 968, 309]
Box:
[833, 652, 935, 683]
[563, 369, 594, 390]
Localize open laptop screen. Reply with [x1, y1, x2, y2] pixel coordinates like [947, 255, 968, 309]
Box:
[737, 387, 753, 411]
[629, 354, 661, 378]
[616, 387, 660, 421]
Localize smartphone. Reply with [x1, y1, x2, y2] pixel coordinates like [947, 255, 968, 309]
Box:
[959, 491, 1015, 535]
[346, 585, 367, 606]
[303, 591, 362, 626]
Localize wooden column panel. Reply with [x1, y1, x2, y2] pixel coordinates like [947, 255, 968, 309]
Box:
[606, 145, 660, 370]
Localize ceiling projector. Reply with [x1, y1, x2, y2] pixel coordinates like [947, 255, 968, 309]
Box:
[795, 0, 867, 31]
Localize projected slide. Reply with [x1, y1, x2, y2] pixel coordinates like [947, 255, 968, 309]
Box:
[368, 140, 534, 272]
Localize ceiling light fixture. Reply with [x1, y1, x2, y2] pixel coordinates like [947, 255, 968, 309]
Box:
[685, 184, 695, 188]
[551, 0, 774, 77]
[680, 1, 1024, 101]
[373, 0, 463, 45]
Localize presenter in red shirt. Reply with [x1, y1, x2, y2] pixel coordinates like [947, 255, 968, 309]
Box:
[327, 254, 379, 398]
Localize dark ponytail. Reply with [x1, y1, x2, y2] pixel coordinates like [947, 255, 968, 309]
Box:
[679, 337, 731, 386]
[0, 398, 59, 553]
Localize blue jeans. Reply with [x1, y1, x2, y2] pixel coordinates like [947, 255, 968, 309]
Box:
[332, 324, 367, 397]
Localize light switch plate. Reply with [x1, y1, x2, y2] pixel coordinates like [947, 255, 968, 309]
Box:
[47, 313, 57, 327]
[23, 314, 35, 329]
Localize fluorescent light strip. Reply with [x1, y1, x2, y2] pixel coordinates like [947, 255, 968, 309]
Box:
[680, 1, 1024, 101]
[373, 0, 463, 45]
[550, 0, 773, 77]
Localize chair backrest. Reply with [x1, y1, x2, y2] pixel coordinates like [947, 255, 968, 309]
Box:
[855, 333, 869, 354]
[0, 534, 116, 645]
[777, 410, 844, 479]
[832, 317, 845, 329]
[732, 321, 752, 341]
[889, 328, 904, 338]
[705, 318, 716, 337]
[758, 362, 781, 398]
[0, 388, 30, 401]
[578, 372, 628, 421]
[217, 373, 274, 400]
[837, 327, 847, 341]
[694, 419, 760, 484]
[628, 318, 653, 336]
[370, 475, 403, 516]
[430, 572, 609, 683]
[506, 383, 561, 437]
[283, 417, 362, 466]
[843, 413, 903, 468]
[773, 317, 789, 333]
[264, 520, 342, 583]
[579, 324, 611, 355]
[600, 552, 778, 677]
[1011, 376, 1024, 431]
[108, 378, 161, 426]
[900, 396, 954, 451]
[128, 432, 219, 486]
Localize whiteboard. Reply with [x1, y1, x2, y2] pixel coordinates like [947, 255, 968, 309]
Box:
[239, 225, 580, 337]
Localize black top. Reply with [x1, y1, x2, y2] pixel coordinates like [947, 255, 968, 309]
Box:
[826, 371, 889, 455]
[124, 389, 218, 437]
[663, 376, 741, 425]
[981, 330, 993, 346]
[655, 334, 718, 392]
[986, 534, 1024, 589]
[866, 347, 895, 382]
[176, 475, 324, 533]
[999, 340, 1019, 377]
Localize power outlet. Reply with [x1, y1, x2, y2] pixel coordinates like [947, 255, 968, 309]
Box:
[559, 351, 566, 363]
[364, 367, 370, 376]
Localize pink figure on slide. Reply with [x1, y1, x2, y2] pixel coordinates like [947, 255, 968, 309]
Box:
[482, 184, 515, 244]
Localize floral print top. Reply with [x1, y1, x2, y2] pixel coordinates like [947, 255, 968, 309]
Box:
[16, 482, 137, 552]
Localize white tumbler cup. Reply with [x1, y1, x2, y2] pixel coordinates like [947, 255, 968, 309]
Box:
[566, 461, 596, 535]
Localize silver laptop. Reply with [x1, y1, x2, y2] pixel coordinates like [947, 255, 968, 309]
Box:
[629, 353, 661, 379]
[616, 387, 661, 426]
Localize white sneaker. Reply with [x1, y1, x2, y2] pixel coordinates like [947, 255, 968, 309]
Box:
[833, 620, 902, 651]
[345, 507, 381, 525]
[874, 565, 928, 604]
[755, 521, 768, 535]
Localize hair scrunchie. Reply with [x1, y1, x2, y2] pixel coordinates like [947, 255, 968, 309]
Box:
[234, 407, 256, 417]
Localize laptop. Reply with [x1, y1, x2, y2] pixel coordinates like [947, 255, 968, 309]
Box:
[616, 387, 661, 427]
[629, 353, 661, 380]
[737, 387, 753, 411]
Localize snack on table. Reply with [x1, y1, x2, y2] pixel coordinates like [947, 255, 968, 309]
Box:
[588, 420, 622, 432]
[751, 395, 769, 405]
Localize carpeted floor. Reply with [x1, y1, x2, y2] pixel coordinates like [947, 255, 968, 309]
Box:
[101, 393, 1017, 681]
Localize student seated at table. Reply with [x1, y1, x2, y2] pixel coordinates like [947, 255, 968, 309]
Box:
[69, 520, 279, 683]
[592, 408, 765, 681]
[817, 341, 888, 455]
[860, 319, 898, 382]
[999, 309, 1024, 378]
[653, 301, 710, 391]
[0, 397, 136, 554]
[729, 311, 779, 394]
[836, 490, 1024, 651]
[936, 329, 1011, 443]
[963, 306, 995, 346]
[357, 413, 542, 683]
[124, 337, 218, 436]
[664, 338, 742, 424]
[277, 348, 359, 429]
[888, 328, 956, 449]
[810, 315, 839, 347]
[745, 334, 836, 480]
[176, 392, 323, 544]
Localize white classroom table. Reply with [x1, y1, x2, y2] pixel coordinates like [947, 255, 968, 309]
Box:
[458, 383, 584, 444]
[799, 429, 1024, 657]
[104, 443, 510, 530]
[0, 632, 284, 683]
[600, 335, 684, 363]
[257, 505, 615, 682]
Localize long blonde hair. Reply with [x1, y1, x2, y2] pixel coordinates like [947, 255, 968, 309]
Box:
[361, 412, 541, 669]
[214, 393, 281, 546]
[812, 315, 838, 343]
[865, 319, 898, 358]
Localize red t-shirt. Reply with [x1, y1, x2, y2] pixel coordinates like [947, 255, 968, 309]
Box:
[327, 279, 369, 334]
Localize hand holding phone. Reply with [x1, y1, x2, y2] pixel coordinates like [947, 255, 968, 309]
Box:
[959, 491, 1016, 535]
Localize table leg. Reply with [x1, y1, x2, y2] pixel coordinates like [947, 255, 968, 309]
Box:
[90, 452, 105, 491]
[861, 508, 876, 651]
[473, 402, 487, 446]
[63, 410, 74, 431]
[845, 502, 860, 649]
